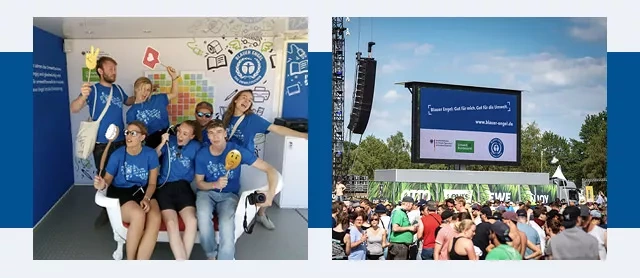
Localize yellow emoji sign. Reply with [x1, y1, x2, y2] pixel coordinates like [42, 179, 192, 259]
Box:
[85, 46, 100, 82]
[85, 46, 100, 70]
[225, 149, 242, 171]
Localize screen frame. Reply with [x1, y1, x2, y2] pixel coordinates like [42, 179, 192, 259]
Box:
[405, 81, 522, 166]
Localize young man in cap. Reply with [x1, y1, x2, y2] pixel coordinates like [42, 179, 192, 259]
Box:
[546, 206, 600, 260]
[502, 211, 541, 259]
[420, 200, 442, 260]
[586, 210, 607, 260]
[388, 196, 418, 260]
[434, 209, 456, 260]
[485, 221, 522, 260]
[515, 209, 542, 259]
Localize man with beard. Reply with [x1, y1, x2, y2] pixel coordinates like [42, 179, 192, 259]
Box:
[71, 56, 134, 227]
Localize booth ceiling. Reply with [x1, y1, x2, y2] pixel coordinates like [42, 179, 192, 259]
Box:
[33, 17, 308, 39]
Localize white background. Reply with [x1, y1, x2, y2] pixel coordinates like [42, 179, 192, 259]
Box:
[65, 37, 294, 184]
[420, 128, 517, 162]
[6, 0, 639, 274]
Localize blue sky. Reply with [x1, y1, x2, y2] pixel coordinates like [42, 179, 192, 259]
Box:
[342, 17, 607, 142]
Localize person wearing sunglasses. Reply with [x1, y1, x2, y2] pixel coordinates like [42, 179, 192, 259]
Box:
[93, 121, 161, 260]
[194, 101, 215, 145]
[194, 119, 279, 260]
[220, 89, 308, 230]
[154, 120, 202, 260]
[126, 66, 180, 148]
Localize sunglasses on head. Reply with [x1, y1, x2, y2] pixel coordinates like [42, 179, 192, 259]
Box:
[197, 112, 212, 118]
[124, 130, 142, 137]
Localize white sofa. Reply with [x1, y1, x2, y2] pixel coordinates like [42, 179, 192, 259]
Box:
[94, 165, 283, 260]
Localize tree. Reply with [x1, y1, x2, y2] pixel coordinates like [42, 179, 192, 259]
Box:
[344, 110, 607, 195]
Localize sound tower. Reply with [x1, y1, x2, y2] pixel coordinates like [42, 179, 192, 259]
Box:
[347, 57, 377, 134]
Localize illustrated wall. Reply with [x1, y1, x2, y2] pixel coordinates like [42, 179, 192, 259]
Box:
[66, 36, 305, 185]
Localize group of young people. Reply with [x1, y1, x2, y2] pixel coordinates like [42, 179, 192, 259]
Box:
[70, 56, 308, 260]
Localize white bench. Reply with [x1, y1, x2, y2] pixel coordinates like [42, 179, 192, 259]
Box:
[94, 165, 283, 260]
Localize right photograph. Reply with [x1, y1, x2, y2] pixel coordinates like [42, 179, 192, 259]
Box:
[331, 17, 607, 261]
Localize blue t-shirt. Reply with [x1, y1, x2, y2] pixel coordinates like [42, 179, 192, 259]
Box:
[348, 228, 367, 260]
[201, 128, 211, 146]
[159, 135, 202, 183]
[126, 94, 170, 134]
[194, 142, 257, 195]
[517, 222, 541, 257]
[226, 113, 271, 153]
[106, 146, 160, 188]
[84, 83, 127, 143]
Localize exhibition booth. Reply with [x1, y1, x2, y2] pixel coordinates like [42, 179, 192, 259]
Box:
[32, 17, 309, 260]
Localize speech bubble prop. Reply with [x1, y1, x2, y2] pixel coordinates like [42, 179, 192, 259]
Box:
[99, 124, 119, 177]
[85, 46, 100, 82]
[105, 124, 119, 142]
[142, 46, 166, 69]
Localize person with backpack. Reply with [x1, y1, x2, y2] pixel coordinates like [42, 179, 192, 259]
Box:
[387, 196, 418, 260]
[332, 212, 351, 260]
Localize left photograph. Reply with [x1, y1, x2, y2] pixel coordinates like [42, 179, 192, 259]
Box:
[33, 17, 309, 260]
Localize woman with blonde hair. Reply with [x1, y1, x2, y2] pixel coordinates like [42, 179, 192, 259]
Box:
[220, 89, 308, 230]
[447, 219, 478, 260]
[126, 66, 179, 148]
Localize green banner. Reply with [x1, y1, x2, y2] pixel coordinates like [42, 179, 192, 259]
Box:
[82, 67, 100, 82]
[368, 182, 557, 204]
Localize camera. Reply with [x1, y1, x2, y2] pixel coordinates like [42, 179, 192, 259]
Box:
[247, 191, 266, 205]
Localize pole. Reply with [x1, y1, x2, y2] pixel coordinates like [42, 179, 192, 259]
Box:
[540, 150, 543, 172]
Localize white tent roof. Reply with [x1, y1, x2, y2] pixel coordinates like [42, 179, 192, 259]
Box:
[552, 165, 567, 181]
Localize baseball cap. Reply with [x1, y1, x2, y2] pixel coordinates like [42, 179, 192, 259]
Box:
[562, 206, 581, 222]
[374, 203, 386, 213]
[490, 221, 512, 242]
[480, 207, 492, 216]
[351, 201, 361, 208]
[590, 210, 602, 219]
[547, 209, 559, 219]
[492, 211, 503, 221]
[471, 204, 481, 211]
[578, 205, 591, 217]
[401, 196, 415, 203]
[426, 200, 438, 211]
[502, 211, 518, 222]
[516, 209, 527, 217]
[417, 199, 427, 207]
[441, 209, 455, 220]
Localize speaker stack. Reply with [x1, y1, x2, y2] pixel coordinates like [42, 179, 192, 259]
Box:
[347, 58, 377, 135]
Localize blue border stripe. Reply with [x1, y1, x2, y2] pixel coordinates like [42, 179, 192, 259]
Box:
[607, 52, 637, 228]
[0, 52, 33, 228]
[308, 52, 332, 228]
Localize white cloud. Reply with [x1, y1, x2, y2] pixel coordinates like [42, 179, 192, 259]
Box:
[569, 18, 607, 42]
[392, 42, 434, 56]
[380, 59, 406, 74]
[466, 52, 606, 91]
[460, 51, 606, 139]
[382, 90, 402, 102]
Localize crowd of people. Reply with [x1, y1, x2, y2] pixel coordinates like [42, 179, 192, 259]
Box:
[71, 56, 307, 260]
[332, 193, 608, 260]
